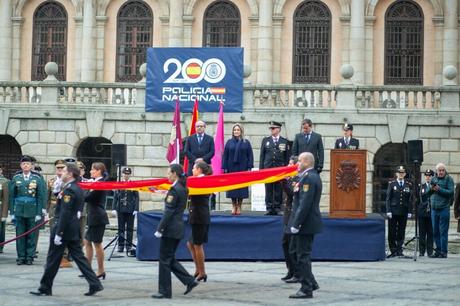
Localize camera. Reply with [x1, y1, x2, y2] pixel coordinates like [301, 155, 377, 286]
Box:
[430, 176, 439, 187]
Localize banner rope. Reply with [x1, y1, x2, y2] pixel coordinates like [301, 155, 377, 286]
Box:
[0, 218, 52, 247]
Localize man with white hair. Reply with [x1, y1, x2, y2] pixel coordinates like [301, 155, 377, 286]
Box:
[427, 163, 454, 258]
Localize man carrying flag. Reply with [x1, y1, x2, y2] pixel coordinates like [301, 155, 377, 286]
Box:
[166, 100, 182, 164]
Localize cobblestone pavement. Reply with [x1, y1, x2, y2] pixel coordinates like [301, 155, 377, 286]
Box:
[0, 224, 458, 306]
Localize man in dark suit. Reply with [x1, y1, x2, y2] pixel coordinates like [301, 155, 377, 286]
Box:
[184, 120, 215, 175]
[30, 163, 103, 297]
[385, 166, 413, 257]
[334, 123, 359, 149]
[418, 169, 434, 257]
[260, 121, 290, 215]
[287, 152, 322, 299]
[291, 119, 324, 173]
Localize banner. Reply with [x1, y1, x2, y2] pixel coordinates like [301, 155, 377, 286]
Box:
[146, 48, 243, 112]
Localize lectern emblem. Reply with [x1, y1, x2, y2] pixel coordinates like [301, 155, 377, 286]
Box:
[336, 160, 360, 192]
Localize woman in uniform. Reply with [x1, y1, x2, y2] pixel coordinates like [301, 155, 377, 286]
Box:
[187, 161, 212, 282]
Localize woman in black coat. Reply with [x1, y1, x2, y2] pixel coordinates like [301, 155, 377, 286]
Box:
[83, 162, 109, 279]
[186, 161, 211, 282]
[222, 123, 254, 215]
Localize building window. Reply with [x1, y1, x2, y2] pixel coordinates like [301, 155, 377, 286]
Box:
[293, 1, 331, 84]
[116, 1, 153, 82]
[385, 1, 424, 85]
[203, 1, 241, 47]
[32, 2, 67, 81]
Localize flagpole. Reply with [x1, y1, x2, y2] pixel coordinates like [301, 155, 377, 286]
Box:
[176, 138, 180, 164]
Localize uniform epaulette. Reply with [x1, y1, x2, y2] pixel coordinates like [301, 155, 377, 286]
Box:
[389, 179, 396, 183]
[12, 173, 22, 179]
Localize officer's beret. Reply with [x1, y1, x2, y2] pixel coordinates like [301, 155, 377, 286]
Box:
[20, 155, 33, 163]
[424, 169, 434, 176]
[122, 167, 132, 175]
[343, 123, 353, 131]
[269, 121, 282, 128]
[396, 165, 406, 173]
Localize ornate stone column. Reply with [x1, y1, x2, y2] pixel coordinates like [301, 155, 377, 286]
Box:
[349, 0, 365, 84]
[73, 16, 83, 81]
[442, 0, 458, 84]
[11, 16, 23, 80]
[80, 0, 96, 82]
[169, 0, 183, 47]
[95, 16, 108, 81]
[272, 15, 284, 84]
[256, 0, 273, 84]
[0, 0, 12, 80]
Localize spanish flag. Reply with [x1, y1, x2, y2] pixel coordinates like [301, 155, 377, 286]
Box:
[79, 165, 298, 195]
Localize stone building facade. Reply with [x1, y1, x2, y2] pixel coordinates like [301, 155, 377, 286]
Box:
[0, 0, 459, 212]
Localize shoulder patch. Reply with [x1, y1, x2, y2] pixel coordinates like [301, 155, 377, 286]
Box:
[63, 195, 71, 203]
[303, 184, 310, 192]
[166, 195, 174, 203]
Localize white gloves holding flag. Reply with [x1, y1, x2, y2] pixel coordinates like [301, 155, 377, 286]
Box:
[154, 231, 162, 238]
[133, 211, 138, 216]
[35, 215, 42, 222]
[290, 227, 300, 234]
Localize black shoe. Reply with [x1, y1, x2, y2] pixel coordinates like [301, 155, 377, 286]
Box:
[117, 248, 124, 253]
[84, 285, 103, 296]
[184, 280, 199, 295]
[419, 253, 425, 257]
[30, 289, 52, 296]
[96, 272, 106, 280]
[285, 277, 300, 283]
[281, 274, 293, 281]
[429, 253, 440, 258]
[16, 259, 25, 265]
[289, 290, 313, 299]
[151, 293, 171, 299]
[439, 253, 447, 258]
[312, 283, 320, 291]
[25, 259, 33, 265]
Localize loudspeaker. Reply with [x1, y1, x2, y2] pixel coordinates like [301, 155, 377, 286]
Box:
[407, 140, 423, 163]
[111, 144, 127, 166]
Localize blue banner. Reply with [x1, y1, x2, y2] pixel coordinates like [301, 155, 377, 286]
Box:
[145, 48, 243, 112]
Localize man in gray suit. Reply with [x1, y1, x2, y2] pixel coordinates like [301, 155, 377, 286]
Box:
[287, 152, 322, 299]
[291, 119, 324, 173]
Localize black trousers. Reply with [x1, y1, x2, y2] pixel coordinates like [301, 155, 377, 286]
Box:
[39, 238, 101, 291]
[289, 234, 318, 293]
[265, 182, 282, 212]
[158, 237, 194, 297]
[117, 212, 135, 249]
[418, 216, 433, 255]
[0, 221, 5, 252]
[282, 232, 296, 277]
[388, 215, 407, 254]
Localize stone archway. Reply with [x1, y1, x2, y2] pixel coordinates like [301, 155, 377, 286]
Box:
[0, 134, 22, 179]
[372, 142, 414, 213]
[76, 137, 113, 179]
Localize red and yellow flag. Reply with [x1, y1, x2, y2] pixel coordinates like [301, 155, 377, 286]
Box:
[183, 98, 199, 172]
[79, 165, 298, 195]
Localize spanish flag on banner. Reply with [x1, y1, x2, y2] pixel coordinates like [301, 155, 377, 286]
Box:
[79, 165, 298, 195]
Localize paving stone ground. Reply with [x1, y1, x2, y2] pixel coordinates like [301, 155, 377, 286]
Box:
[0, 223, 459, 306]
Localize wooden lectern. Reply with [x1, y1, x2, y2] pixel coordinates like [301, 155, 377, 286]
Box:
[329, 149, 367, 218]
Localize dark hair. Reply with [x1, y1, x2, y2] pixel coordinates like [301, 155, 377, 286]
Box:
[91, 162, 106, 175]
[66, 162, 80, 179]
[169, 164, 187, 187]
[289, 155, 298, 164]
[302, 118, 313, 127]
[194, 161, 213, 175]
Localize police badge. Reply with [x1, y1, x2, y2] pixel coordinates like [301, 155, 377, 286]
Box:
[63, 195, 71, 203]
[166, 195, 174, 203]
[303, 184, 310, 192]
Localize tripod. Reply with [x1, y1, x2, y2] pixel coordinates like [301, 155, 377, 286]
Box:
[403, 161, 421, 261]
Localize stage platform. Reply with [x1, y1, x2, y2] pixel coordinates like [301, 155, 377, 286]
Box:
[137, 211, 385, 262]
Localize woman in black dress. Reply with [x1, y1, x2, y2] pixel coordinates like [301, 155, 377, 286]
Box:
[222, 123, 254, 215]
[84, 162, 109, 279]
[186, 161, 212, 282]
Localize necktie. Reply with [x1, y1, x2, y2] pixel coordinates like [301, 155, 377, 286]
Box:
[273, 137, 278, 145]
[306, 134, 310, 143]
[345, 138, 349, 146]
[399, 181, 403, 188]
[198, 135, 202, 145]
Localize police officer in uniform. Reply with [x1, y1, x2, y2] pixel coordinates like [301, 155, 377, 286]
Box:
[334, 123, 360, 149]
[0, 165, 9, 253]
[260, 121, 290, 215]
[112, 167, 139, 253]
[30, 162, 103, 297]
[419, 169, 434, 257]
[385, 166, 413, 257]
[9, 156, 47, 265]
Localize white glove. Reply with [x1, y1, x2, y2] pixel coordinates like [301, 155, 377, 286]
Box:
[11, 215, 15, 221]
[407, 213, 412, 218]
[54, 235, 63, 246]
[42, 209, 47, 215]
[133, 211, 138, 216]
[44, 213, 49, 222]
[35, 215, 42, 222]
[154, 231, 162, 238]
[1, 217, 6, 222]
[77, 211, 81, 219]
[290, 227, 300, 234]
[111, 210, 117, 217]
[386, 212, 393, 219]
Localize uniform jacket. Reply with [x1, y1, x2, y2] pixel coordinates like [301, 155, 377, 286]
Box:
[418, 182, 432, 218]
[334, 137, 360, 150]
[0, 176, 9, 219]
[291, 132, 324, 171]
[282, 175, 299, 226]
[84, 178, 109, 226]
[184, 133, 215, 174]
[157, 183, 188, 240]
[188, 194, 210, 225]
[259, 136, 290, 169]
[286, 169, 323, 235]
[428, 174, 455, 210]
[53, 180, 84, 241]
[454, 183, 460, 232]
[113, 189, 139, 213]
[9, 172, 47, 218]
[385, 179, 413, 216]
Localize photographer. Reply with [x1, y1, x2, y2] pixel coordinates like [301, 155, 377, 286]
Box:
[427, 163, 454, 258]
